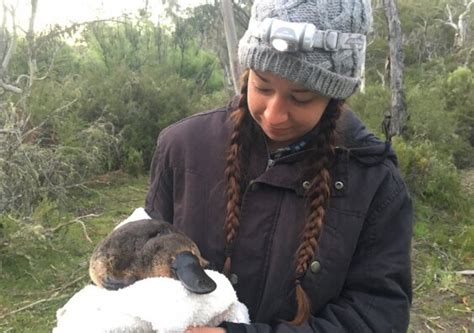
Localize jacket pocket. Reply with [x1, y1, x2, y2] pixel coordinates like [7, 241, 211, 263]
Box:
[302, 208, 365, 313]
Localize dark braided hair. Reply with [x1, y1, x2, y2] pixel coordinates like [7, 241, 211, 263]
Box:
[222, 72, 252, 277]
[223, 69, 342, 324]
[291, 99, 341, 324]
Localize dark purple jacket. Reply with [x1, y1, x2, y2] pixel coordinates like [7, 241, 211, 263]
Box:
[145, 101, 413, 333]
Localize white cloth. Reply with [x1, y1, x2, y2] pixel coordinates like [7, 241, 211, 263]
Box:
[53, 270, 249, 333]
[114, 207, 152, 230]
[53, 208, 250, 332]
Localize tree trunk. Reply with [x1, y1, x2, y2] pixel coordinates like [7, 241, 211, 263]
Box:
[382, 0, 407, 141]
[457, 1, 474, 50]
[221, 0, 240, 94]
[444, 1, 474, 52]
[26, 0, 38, 90]
[0, 1, 23, 94]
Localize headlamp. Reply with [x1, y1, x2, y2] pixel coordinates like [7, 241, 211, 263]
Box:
[271, 38, 291, 52]
[253, 18, 366, 53]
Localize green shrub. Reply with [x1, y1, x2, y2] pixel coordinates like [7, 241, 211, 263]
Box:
[402, 79, 470, 165]
[0, 211, 50, 261]
[123, 147, 144, 177]
[393, 138, 465, 212]
[349, 84, 390, 138]
[0, 110, 120, 215]
[443, 67, 474, 168]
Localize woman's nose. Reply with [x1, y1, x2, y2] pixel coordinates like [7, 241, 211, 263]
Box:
[264, 95, 288, 125]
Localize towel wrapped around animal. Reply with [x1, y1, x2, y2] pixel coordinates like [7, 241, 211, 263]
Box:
[53, 269, 249, 333]
[53, 208, 250, 332]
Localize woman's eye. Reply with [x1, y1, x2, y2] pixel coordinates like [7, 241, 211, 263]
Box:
[291, 95, 312, 105]
[255, 86, 272, 93]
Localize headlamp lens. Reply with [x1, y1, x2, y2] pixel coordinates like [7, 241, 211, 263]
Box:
[271, 38, 290, 52]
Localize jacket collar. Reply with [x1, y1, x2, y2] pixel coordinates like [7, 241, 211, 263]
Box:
[227, 97, 396, 196]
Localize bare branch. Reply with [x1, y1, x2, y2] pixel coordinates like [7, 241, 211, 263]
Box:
[1, 3, 18, 84]
[78, 219, 93, 243]
[376, 69, 386, 87]
[463, 0, 474, 16]
[456, 270, 474, 275]
[443, 4, 459, 30]
[0, 78, 22, 93]
[17, 98, 78, 146]
[14, 74, 29, 85]
[35, 47, 61, 81]
[51, 213, 102, 233]
[0, 274, 86, 320]
[1, 1, 6, 31]
[446, 3, 454, 21]
[26, 0, 39, 89]
[221, 0, 241, 94]
[28, 0, 38, 34]
[442, 1, 474, 49]
[457, 0, 474, 41]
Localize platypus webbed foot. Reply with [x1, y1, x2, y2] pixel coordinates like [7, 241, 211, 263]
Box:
[171, 251, 217, 294]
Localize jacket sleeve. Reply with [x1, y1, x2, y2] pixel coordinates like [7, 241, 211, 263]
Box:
[223, 172, 413, 333]
[145, 130, 174, 223]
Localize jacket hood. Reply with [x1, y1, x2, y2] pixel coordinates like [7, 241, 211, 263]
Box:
[335, 110, 398, 166]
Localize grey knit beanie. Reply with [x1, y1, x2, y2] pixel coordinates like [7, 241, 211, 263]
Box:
[238, 0, 372, 99]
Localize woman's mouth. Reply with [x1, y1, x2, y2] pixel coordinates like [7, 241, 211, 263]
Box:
[267, 126, 289, 136]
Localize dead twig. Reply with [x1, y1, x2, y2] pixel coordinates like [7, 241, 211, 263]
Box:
[51, 213, 102, 233]
[413, 280, 426, 292]
[0, 274, 87, 320]
[0, 295, 67, 320]
[420, 315, 448, 331]
[423, 322, 436, 333]
[50, 213, 101, 244]
[453, 308, 473, 314]
[10, 266, 87, 298]
[55, 273, 88, 295]
[77, 219, 93, 243]
[127, 185, 146, 193]
[22, 269, 41, 285]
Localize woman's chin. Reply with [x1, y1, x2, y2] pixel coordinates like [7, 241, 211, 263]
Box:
[265, 136, 294, 150]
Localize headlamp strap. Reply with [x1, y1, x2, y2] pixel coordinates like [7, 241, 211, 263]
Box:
[313, 29, 366, 51]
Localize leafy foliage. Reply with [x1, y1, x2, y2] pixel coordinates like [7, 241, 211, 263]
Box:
[393, 138, 464, 211]
[1, 13, 227, 216]
[0, 105, 120, 215]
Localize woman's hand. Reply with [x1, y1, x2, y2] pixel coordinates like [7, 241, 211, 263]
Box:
[186, 327, 226, 333]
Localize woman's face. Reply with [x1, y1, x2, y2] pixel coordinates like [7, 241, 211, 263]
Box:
[247, 70, 330, 150]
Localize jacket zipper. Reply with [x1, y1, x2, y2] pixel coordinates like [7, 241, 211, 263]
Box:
[266, 158, 275, 171]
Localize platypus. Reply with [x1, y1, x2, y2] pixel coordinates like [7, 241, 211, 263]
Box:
[89, 219, 217, 294]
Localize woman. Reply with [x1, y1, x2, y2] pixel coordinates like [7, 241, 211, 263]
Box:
[145, 0, 413, 332]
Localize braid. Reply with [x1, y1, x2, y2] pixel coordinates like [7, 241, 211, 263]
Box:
[223, 70, 251, 277]
[290, 100, 342, 325]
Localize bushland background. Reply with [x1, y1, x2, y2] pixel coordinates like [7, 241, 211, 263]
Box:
[0, 0, 473, 331]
